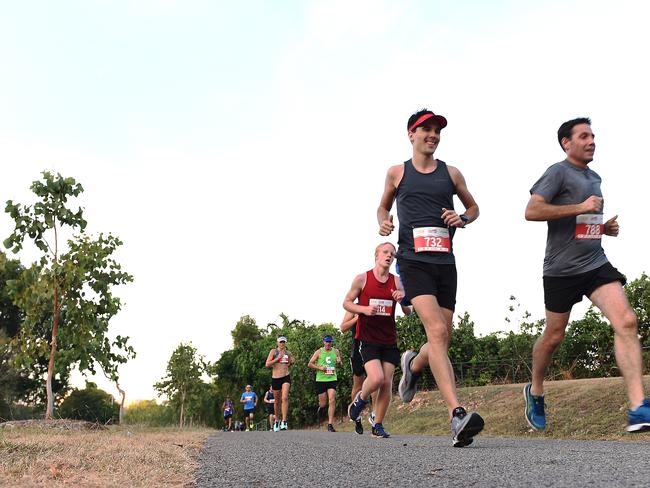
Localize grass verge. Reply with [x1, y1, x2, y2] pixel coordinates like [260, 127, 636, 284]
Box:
[334, 376, 650, 441]
[0, 425, 211, 487]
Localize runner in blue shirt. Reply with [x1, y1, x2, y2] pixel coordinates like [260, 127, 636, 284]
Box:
[240, 385, 258, 431]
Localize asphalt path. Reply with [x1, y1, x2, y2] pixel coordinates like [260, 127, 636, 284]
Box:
[196, 429, 650, 487]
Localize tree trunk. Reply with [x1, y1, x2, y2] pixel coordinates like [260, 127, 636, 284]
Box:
[45, 285, 59, 419]
[116, 382, 126, 424]
[179, 391, 185, 428]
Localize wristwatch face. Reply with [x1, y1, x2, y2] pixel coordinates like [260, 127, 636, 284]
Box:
[460, 215, 469, 224]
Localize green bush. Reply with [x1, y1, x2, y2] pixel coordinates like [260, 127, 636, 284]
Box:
[58, 385, 118, 424]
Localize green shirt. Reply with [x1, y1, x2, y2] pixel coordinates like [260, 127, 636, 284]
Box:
[316, 347, 338, 382]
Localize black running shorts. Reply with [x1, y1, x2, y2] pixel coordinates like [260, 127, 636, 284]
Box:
[543, 262, 626, 313]
[359, 341, 400, 366]
[397, 259, 457, 311]
[315, 380, 337, 395]
[350, 340, 365, 377]
[272, 375, 291, 391]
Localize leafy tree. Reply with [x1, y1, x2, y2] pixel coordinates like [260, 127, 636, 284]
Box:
[231, 314, 262, 347]
[155, 342, 206, 428]
[4, 171, 134, 418]
[58, 381, 118, 423]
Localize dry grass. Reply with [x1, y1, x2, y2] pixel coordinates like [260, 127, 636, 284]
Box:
[336, 376, 650, 441]
[0, 425, 211, 487]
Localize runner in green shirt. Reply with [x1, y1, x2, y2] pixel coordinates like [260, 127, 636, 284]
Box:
[308, 335, 342, 432]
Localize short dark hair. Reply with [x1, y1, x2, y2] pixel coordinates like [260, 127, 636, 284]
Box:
[557, 117, 591, 149]
[407, 108, 433, 131]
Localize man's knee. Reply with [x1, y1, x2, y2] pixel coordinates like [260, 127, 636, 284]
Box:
[613, 309, 638, 335]
[423, 321, 449, 344]
[542, 327, 566, 346]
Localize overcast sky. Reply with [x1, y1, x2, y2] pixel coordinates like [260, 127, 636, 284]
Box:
[1, 0, 648, 401]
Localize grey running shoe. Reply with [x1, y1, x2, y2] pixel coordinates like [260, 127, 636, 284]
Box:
[451, 407, 484, 447]
[398, 350, 420, 403]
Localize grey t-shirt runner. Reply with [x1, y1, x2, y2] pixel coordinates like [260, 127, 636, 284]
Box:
[530, 159, 608, 277]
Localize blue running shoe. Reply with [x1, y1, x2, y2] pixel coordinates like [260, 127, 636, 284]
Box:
[523, 383, 546, 431]
[348, 391, 367, 422]
[626, 399, 650, 433]
[372, 423, 390, 438]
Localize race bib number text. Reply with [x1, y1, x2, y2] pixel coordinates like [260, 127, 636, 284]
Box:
[413, 227, 450, 252]
[369, 298, 393, 317]
[575, 214, 603, 240]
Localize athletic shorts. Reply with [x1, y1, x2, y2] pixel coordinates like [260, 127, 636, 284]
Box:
[272, 375, 291, 391]
[244, 408, 255, 416]
[359, 341, 400, 366]
[316, 381, 338, 395]
[223, 412, 232, 419]
[350, 340, 365, 377]
[543, 262, 626, 313]
[396, 259, 457, 311]
[266, 404, 275, 415]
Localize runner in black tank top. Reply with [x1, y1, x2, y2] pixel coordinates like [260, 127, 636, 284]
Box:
[376, 108, 484, 447]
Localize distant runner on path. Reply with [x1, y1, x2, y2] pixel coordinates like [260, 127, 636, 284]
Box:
[263, 385, 276, 430]
[265, 336, 294, 431]
[379, 108, 484, 447]
[524, 117, 650, 433]
[308, 335, 342, 432]
[240, 385, 257, 432]
[222, 397, 234, 431]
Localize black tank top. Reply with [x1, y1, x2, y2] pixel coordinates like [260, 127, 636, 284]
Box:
[396, 159, 456, 264]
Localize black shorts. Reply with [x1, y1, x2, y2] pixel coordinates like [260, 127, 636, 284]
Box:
[359, 341, 400, 366]
[223, 412, 232, 419]
[350, 340, 365, 377]
[316, 381, 337, 395]
[266, 404, 275, 415]
[543, 262, 626, 313]
[244, 408, 254, 416]
[397, 259, 457, 311]
[272, 375, 291, 391]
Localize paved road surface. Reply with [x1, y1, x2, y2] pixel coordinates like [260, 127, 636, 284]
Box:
[196, 430, 649, 487]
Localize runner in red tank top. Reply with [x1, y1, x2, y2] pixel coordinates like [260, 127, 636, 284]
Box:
[343, 242, 411, 438]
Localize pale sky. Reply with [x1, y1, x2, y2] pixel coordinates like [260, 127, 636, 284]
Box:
[1, 0, 648, 401]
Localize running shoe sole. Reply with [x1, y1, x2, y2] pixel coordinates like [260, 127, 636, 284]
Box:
[452, 412, 484, 447]
[398, 350, 418, 403]
[523, 383, 545, 431]
[625, 422, 650, 433]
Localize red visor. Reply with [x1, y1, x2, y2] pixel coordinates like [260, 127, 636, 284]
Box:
[408, 112, 448, 132]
